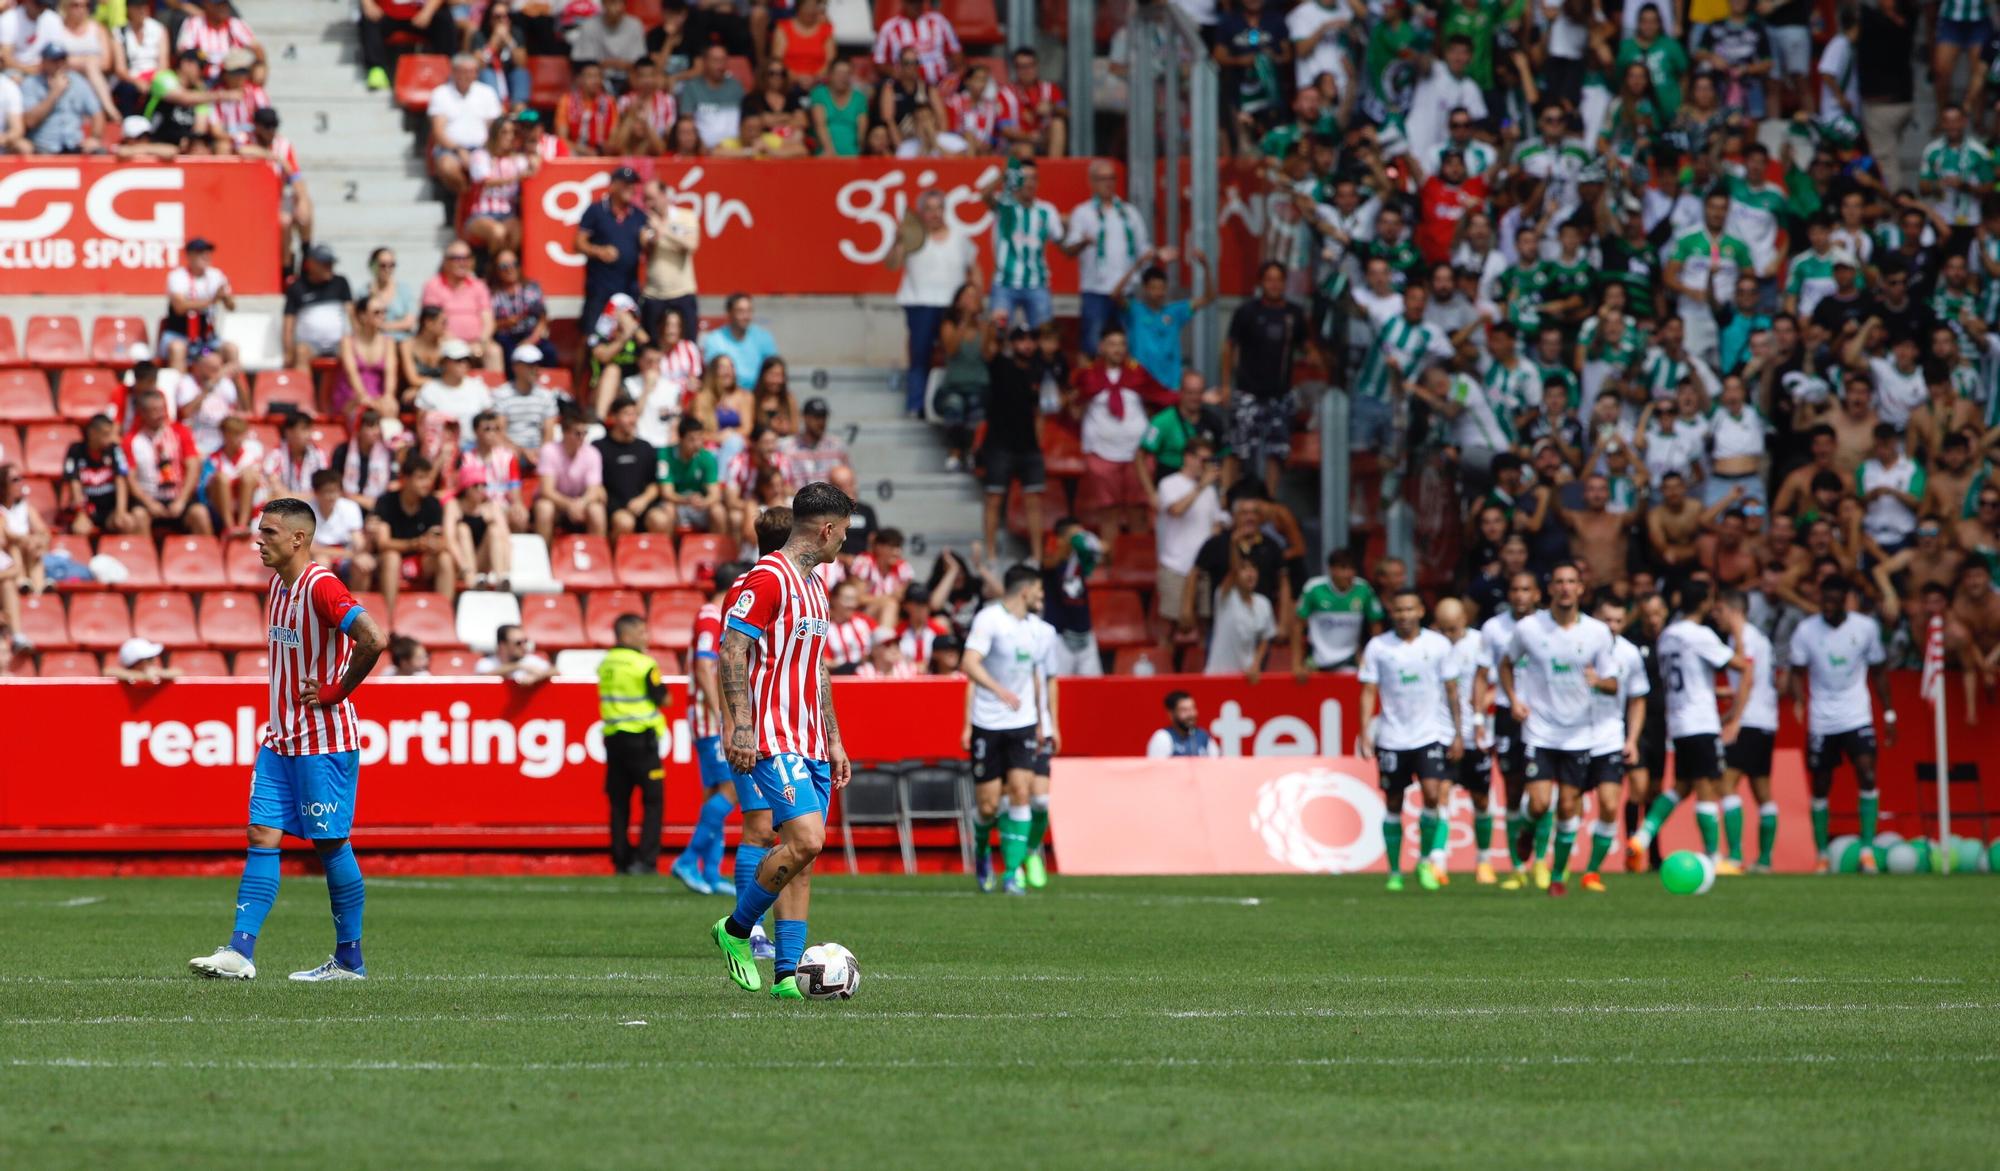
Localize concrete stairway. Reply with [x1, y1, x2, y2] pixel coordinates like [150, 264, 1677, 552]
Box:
[239, 0, 452, 281]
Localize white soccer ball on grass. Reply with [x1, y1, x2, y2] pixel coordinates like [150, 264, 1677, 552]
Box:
[797, 943, 860, 1000]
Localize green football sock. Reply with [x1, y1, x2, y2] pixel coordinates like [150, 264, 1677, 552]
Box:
[1383, 816, 1404, 874]
[1722, 797, 1744, 863]
[1551, 822, 1577, 878]
[1532, 809, 1553, 859]
[1429, 809, 1451, 857]
[1473, 812, 1493, 854]
[1757, 805, 1779, 866]
[974, 816, 997, 859]
[1506, 812, 1527, 867]
[1417, 810, 1437, 862]
[1810, 799, 1829, 853]
[1858, 791, 1880, 864]
[1586, 824, 1616, 873]
[1695, 802, 1720, 856]
[1639, 790, 1681, 843]
[999, 812, 1030, 876]
[1027, 803, 1049, 853]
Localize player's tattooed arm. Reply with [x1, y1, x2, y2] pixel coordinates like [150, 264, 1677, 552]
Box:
[720, 627, 757, 771]
[310, 611, 385, 707]
[821, 657, 852, 787]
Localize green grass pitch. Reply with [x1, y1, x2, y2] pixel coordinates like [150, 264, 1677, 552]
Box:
[1, 873, 1996, 1169]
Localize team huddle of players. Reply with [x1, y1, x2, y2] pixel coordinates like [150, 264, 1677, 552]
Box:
[1356, 561, 1893, 894]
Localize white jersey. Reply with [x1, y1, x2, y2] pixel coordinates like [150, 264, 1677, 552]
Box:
[1480, 609, 1523, 697]
[1658, 617, 1736, 739]
[1788, 613, 1883, 736]
[1443, 629, 1484, 741]
[1731, 622, 1779, 733]
[1358, 628, 1457, 751]
[1506, 611, 1617, 752]
[965, 602, 1040, 731]
[1027, 613, 1060, 738]
[1591, 635, 1651, 757]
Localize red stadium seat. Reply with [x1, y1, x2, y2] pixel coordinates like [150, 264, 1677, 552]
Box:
[56, 368, 123, 423]
[170, 649, 230, 676]
[585, 589, 648, 647]
[430, 649, 480, 675]
[1261, 642, 1293, 674]
[37, 650, 100, 677]
[550, 535, 617, 588]
[942, 0, 1003, 45]
[391, 592, 456, 646]
[1176, 643, 1205, 673]
[232, 649, 271, 676]
[677, 533, 729, 585]
[1041, 423, 1085, 480]
[0, 368, 55, 422]
[4, 655, 34, 677]
[224, 539, 268, 588]
[16, 592, 72, 649]
[22, 315, 87, 366]
[160, 535, 228, 589]
[531, 367, 572, 395]
[646, 647, 683, 675]
[519, 593, 587, 650]
[626, 0, 664, 26]
[527, 56, 572, 110]
[248, 420, 280, 452]
[0, 315, 18, 365]
[21, 475, 56, 523]
[1103, 532, 1156, 588]
[646, 590, 703, 650]
[352, 592, 388, 622]
[197, 590, 265, 649]
[394, 54, 450, 112]
[20, 421, 77, 476]
[95, 534, 162, 589]
[1088, 589, 1149, 649]
[613, 534, 681, 589]
[254, 369, 318, 416]
[46, 533, 94, 585]
[67, 592, 132, 650]
[133, 590, 201, 648]
[1111, 647, 1173, 676]
[308, 420, 349, 452]
[89, 317, 150, 367]
[725, 54, 754, 92]
[1287, 429, 1320, 471]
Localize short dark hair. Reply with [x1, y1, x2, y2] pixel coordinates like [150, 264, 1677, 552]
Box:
[1678, 580, 1711, 611]
[401, 453, 434, 477]
[497, 624, 523, 644]
[1141, 265, 1168, 284]
[613, 613, 646, 640]
[262, 496, 316, 533]
[678, 415, 705, 435]
[874, 527, 905, 548]
[756, 506, 793, 554]
[714, 560, 751, 591]
[1821, 574, 1852, 596]
[281, 410, 312, 432]
[1164, 689, 1192, 712]
[1003, 564, 1041, 594]
[606, 394, 637, 414]
[309, 469, 340, 491]
[791, 480, 854, 525]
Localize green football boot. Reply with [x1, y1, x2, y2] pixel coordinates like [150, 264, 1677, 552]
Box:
[710, 918, 761, 992]
[769, 975, 804, 1000]
[1416, 860, 1441, 891]
[1024, 850, 1048, 889]
[1385, 872, 1405, 892]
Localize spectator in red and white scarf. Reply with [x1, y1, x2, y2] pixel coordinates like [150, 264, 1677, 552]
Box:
[556, 60, 617, 156]
[260, 411, 330, 502]
[464, 117, 538, 257]
[872, 0, 961, 87]
[943, 61, 1004, 154]
[1000, 46, 1066, 158]
[822, 579, 876, 673]
[1071, 327, 1173, 548]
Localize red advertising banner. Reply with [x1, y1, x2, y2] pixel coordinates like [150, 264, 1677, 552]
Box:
[0, 159, 283, 295]
[1050, 752, 1819, 875]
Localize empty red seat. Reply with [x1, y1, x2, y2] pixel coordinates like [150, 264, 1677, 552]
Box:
[394, 53, 450, 111]
[519, 593, 586, 649]
[677, 533, 729, 584]
[625, 0, 664, 25]
[254, 369, 317, 416]
[20, 421, 77, 476]
[1104, 532, 1156, 588]
[170, 649, 230, 675]
[0, 368, 54, 421]
[132, 590, 201, 648]
[942, 0, 1003, 45]
[647, 590, 703, 650]
[531, 367, 573, 395]
[56, 368, 123, 423]
[232, 649, 271, 676]
[37, 650, 99, 677]
[16, 592, 71, 649]
[95, 534, 162, 589]
[90, 317, 151, 366]
[724, 54, 754, 91]
[527, 56, 572, 109]
[0, 316, 18, 365]
[645, 647, 683, 674]
[613, 534, 681, 589]
[197, 590, 264, 649]
[585, 589, 648, 646]
[551, 535, 617, 588]
[224, 539, 268, 588]
[160, 534, 228, 589]
[1041, 423, 1085, 479]
[391, 592, 455, 645]
[1287, 429, 1320, 471]
[430, 648, 480, 675]
[1088, 589, 1148, 649]
[22, 315, 86, 366]
[21, 475, 56, 523]
[352, 591, 388, 621]
[67, 592, 132, 650]
[308, 420, 348, 451]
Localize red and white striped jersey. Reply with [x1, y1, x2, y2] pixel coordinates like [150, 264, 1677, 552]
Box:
[823, 610, 875, 668]
[264, 563, 365, 757]
[690, 600, 723, 740]
[214, 82, 270, 136]
[897, 616, 952, 664]
[260, 442, 329, 499]
[232, 130, 300, 181]
[620, 89, 678, 137]
[533, 133, 571, 161]
[813, 558, 848, 592]
[723, 551, 831, 761]
[468, 149, 529, 218]
[724, 449, 797, 499]
[872, 13, 960, 85]
[851, 552, 913, 599]
[855, 658, 920, 679]
[1005, 81, 1065, 131]
[560, 89, 618, 152]
[662, 339, 703, 388]
[177, 16, 256, 82]
[945, 90, 1001, 149]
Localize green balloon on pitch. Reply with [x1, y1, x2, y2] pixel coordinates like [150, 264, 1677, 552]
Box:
[1946, 837, 1982, 872]
[1661, 851, 1711, 895]
[1989, 839, 2000, 873]
[1833, 839, 1863, 874]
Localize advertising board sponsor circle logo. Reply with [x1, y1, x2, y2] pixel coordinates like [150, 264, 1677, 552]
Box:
[1249, 768, 1385, 874]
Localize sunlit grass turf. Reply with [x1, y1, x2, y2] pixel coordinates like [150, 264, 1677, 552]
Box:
[0, 873, 1995, 1170]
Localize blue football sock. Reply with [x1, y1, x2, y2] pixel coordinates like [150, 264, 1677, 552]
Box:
[321, 843, 365, 970]
[694, 792, 733, 878]
[733, 844, 768, 903]
[726, 869, 779, 938]
[229, 846, 281, 957]
[774, 919, 807, 979]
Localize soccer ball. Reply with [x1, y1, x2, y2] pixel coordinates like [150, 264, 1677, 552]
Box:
[797, 943, 860, 1000]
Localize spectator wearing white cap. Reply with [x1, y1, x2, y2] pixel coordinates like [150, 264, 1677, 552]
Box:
[492, 346, 564, 464]
[282, 244, 355, 369]
[415, 339, 495, 433]
[107, 637, 182, 684]
[422, 241, 504, 373]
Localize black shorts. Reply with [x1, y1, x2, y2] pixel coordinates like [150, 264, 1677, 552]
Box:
[982, 444, 1046, 494]
[1586, 751, 1626, 788]
[1455, 745, 1492, 793]
[1377, 743, 1448, 790]
[1807, 726, 1876, 777]
[971, 725, 1038, 783]
[1526, 747, 1592, 789]
[1033, 750, 1052, 777]
[1726, 727, 1776, 776]
[1637, 726, 1667, 779]
[1492, 711, 1529, 780]
[1672, 733, 1725, 783]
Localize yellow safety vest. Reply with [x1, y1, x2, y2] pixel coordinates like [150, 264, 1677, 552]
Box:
[598, 647, 665, 737]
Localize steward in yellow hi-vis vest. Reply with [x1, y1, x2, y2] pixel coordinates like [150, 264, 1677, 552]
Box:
[599, 614, 667, 874]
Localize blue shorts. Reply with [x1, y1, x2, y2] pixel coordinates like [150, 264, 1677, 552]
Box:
[1938, 17, 1990, 47]
[249, 746, 360, 840]
[749, 753, 829, 828]
[696, 734, 762, 806]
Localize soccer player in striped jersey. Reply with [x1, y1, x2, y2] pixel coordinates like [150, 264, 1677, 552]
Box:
[711, 485, 854, 998]
[188, 498, 385, 981]
[672, 561, 755, 896]
[1714, 590, 1780, 872]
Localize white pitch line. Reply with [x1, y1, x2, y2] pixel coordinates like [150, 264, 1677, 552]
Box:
[365, 878, 1265, 907]
[7, 1053, 1996, 1075]
[0, 971, 1978, 988]
[53, 897, 105, 908]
